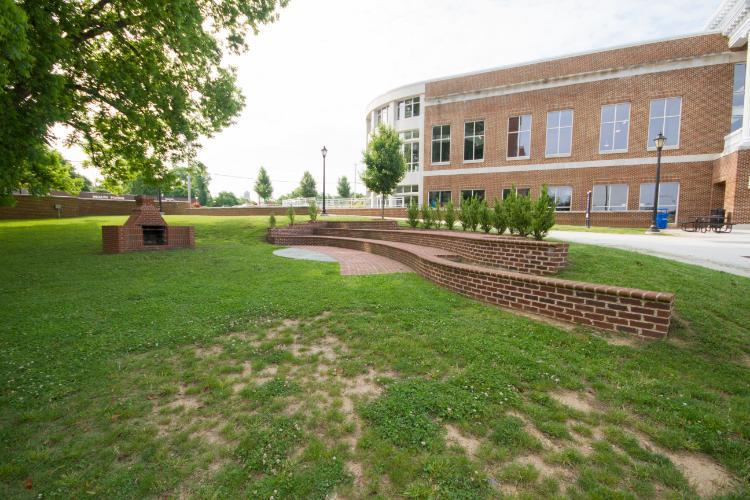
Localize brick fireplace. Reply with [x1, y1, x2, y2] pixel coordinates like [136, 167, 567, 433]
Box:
[102, 196, 194, 254]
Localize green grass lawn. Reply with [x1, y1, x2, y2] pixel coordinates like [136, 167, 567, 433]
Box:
[0, 215, 748, 498]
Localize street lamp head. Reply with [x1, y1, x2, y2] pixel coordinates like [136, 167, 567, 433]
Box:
[321, 146, 327, 158]
[653, 133, 666, 150]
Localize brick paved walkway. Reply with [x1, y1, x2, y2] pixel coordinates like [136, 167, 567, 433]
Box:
[291, 245, 413, 276]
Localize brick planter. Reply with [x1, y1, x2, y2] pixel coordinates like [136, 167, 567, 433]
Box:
[267, 221, 674, 338]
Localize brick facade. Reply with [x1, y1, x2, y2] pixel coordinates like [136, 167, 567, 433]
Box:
[267, 221, 674, 338]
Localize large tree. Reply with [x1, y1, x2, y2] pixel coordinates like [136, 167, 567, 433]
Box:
[362, 124, 406, 219]
[254, 166, 273, 203]
[0, 0, 287, 205]
[212, 190, 239, 207]
[336, 175, 351, 198]
[296, 171, 317, 198]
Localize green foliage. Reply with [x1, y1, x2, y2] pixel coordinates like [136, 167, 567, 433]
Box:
[432, 203, 443, 229]
[362, 124, 406, 218]
[492, 198, 508, 235]
[504, 189, 518, 235]
[212, 191, 239, 207]
[506, 187, 532, 236]
[458, 199, 470, 231]
[235, 415, 302, 473]
[296, 171, 317, 198]
[308, 199, 318, 222]
[531, 185, 556, 240]
[269, 213, 276, 228]
[407, 201, 420, 228]
[254, 167, 273, 203]
[489, 415, 540, 453]
[0, 0, 288, 204]
[443, 201, 456, 230]
[287, 206, 295, 225]
[467, 197, 481, 232]
[2, 148, 85, 205]
[478, 199, 493, 233]
[336, 176, 351, 198]
[420, 204, 433, 229]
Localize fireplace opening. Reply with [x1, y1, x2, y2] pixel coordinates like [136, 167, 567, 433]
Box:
[143, 226, 166, 246]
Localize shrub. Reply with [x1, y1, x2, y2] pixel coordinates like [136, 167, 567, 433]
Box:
[479, 199, 493, 233]
[531, 185, 556, 240]
[308, 199, 319, 221]
[421, 203, 433, 229]
[513, 193, 533, 237]
[269, 213, 276, 228]
[493, 198, 508, 235]
[468, 197, 481, 232]
[443, 201, 456, 230]
[287, 206, 295, 225]
[458, 199, 470, 231]
[504, 188, 518, 234]
[407, 201, 420, 228]
[433, 203, 443, 229]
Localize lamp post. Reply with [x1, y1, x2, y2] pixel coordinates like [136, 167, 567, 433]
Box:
[648, 133, 667, 233]
[321, 146, 328, 215]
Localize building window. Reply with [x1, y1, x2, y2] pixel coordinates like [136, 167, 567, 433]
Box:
[461, 189, 485, 202]
[401, 130, 420, 172]
[600, 103, 631, 153]
[502, 187, 530, 199]
[374, 106, 389, 126]
[464, 120, 485, 161]
[507, 115, 532, 159]
[397, 97, 421, 119]
[592, 184, 628, 211]
[732, 63, 746, 133]
[648, 97, 681, 148]
[428, 190, 451, 207]
[545, 110, 573, 157]
[432, 125, 451, 163]
[394, 184, 418, 195]
[639, 182, 679, 222]
[548, 186, 572, 211]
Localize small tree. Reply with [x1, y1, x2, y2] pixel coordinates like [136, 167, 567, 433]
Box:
[269, 213, 276, 228]
[254, 167, 273, 203]
[468, 197, 481, 232]
[420, 204, 433, 229]
[308, 199, 319, 222]
[458, 199, 470, 231]
[531, 185, 556, 240]
[362, 124, 406, 219]
[512, 193, 533, 237]
[297, 171, 317, 198]
[287, 206, 296, 225]
[433, 203, 443, 229]
[479, 200, 493, 233]
[407, 201, 420, 228]
[493, 198, 508, 235]
[443, 201, 456, 230]
[337, 176, 352, 198]
[505, 188, 518, 234]
[213, 191, 240, 207]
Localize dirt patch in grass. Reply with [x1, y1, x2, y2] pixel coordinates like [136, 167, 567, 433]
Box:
[194, 345, 223, 358]
[740, 353, 750, 368]
[507, 410, 560, 451]
[633, 430, 735, 497]
[550, 389, 599, 413]
[445, 424, 482, 456]
[597, 332, 643, 348]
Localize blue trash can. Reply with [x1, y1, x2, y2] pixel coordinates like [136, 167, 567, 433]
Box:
[656, 209, 669, 229]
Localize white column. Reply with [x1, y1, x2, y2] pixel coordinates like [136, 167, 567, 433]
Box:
[742, 45, 750, 142]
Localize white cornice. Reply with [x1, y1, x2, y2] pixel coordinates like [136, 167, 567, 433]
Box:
[422, 154, 721, 177]
[707, 0, 750, 47]
[425, 52, 744, 107]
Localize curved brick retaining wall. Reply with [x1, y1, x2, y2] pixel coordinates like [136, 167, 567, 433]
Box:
[314, 228, 568, 276]
[268, 222, 674, 338]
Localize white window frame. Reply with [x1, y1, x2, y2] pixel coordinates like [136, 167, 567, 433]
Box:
[592, 184, 629, 212]
[460, 189, 486, 202]
[507, 114, 532, 160]
[548, 186, 573, 212]
[397, 97, 421, 120]
[545, 110, 573, 158]
[400, 130, 420, 172]
[638, 182, 680, 222]
[732, 63, 746, 133]
[599, 103, 631, 154]
[647, 97, 682, 151]
[463, 120, 485, 163]
[428, 190, 452, 207]
[431, 125, 451, 165]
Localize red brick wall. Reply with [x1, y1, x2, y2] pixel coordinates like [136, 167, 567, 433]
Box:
[101, 225, 195, 254]
[268, 225, 673, 338]
[427, 33, 731, 98]
[313, 227, 568, 276]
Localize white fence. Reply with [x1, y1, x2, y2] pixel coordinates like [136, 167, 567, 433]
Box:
[280, 196, 406, 209]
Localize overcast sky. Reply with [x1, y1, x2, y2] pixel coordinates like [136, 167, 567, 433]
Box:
[67, 0, 721, 197]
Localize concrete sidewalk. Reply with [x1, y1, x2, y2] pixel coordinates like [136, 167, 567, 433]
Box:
[549, 226, 750, 278]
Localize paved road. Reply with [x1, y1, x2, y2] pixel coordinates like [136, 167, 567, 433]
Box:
[549, 226, 750, 278]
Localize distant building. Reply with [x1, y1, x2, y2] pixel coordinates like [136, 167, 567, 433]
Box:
[366, 0, 750, 224]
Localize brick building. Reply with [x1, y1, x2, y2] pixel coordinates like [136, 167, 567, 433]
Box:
[365, 0, 750, 225]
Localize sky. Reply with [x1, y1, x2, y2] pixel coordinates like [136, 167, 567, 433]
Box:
[64, 0, 722, 198]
